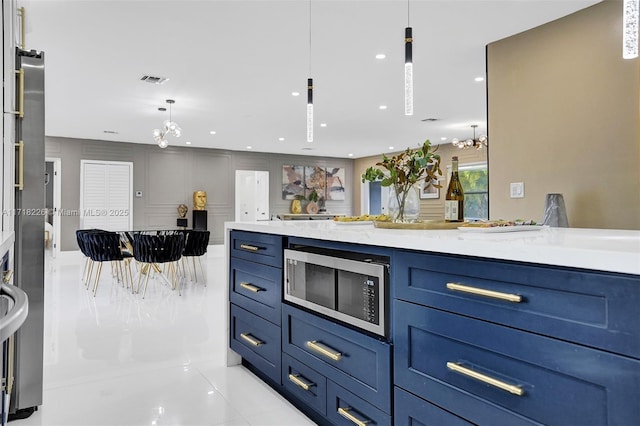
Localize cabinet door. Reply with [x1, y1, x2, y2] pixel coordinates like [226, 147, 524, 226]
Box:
[394, 387, 474, 426]
[229, 257, 281, 325]
[230, 304, 281, 384]
[282, 304, 392, 414]
[230, 230, 282, 268]
[394, 250, 640, 358]
[326, 381, 391, 426]
[282, 353, 327, 416]
[394, 300, 640, 426]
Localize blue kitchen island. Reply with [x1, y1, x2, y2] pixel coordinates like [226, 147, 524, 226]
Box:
[224, 221, 640, 425]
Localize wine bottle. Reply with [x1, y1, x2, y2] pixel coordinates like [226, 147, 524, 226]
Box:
[445, 156, 464, 222]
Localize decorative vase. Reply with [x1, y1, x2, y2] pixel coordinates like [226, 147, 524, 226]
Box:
[388, 184, 420, 223]
[290, 199, 302, 214]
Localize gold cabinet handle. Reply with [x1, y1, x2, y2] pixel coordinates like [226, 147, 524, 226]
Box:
[17, 7, 25, 49]
[306, 340, 342, 361]
[288, 373, 315, 391]
[240, 332, 263, 347]
[240, 282, 262, 293]
[446, 282, 522, 303]
[239, 243, 260, 252]
[337, 407, 371, 426]
[2, 270, 13, 284]
[15, 141, 24, 190]
[447, 362, 524, 396]
[11, 69, 24, 118]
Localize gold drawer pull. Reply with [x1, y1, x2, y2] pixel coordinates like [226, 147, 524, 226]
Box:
[337, 407, 371, 426]
[288, 373, 315, 391]
[240, 332, 263, 347]
[240, 282, 262, 293]
[446, 282, 522, 303]
[447, 362, 524, 396]
[239, 244, 260, 252]
[306, 340, 342, 361]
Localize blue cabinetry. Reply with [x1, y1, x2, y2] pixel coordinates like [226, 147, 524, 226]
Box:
[393, 250, 640, 426]
[282, 303, 392, 414]
[229, 231, 283, 385]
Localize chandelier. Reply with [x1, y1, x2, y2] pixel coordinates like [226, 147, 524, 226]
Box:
[452, 124, 488, 150]
[153, 99, 182, 148]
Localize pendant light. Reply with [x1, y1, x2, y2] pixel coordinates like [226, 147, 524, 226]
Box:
[307, 0, 314, 142]
[152, 99, 182, 148]
[404, 0, 413, 116]
[452, 125, 488, 150]
[623, 0, 639, 59]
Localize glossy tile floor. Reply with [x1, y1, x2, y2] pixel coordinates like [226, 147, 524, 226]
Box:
[14, 246, 316, 426]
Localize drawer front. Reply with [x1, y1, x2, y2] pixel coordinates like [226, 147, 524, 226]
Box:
[326, 381, 391, 426]
[230, 303, 281, 384]
[282, 304, 392, 414]
[394, 250, 640, 358]
[282, 353, 327, 416]
[394, 300, 640, 426]
[230, 257, 282, 325]
[394, 387, 474, 426]
[230, 230, 283, 268]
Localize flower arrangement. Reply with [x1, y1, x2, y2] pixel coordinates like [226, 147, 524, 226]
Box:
[362, 140, 442, 222]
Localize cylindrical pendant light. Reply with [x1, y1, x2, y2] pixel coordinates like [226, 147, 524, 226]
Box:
[623, 0, 639, 59]
[307, 78, 313, 142]
[404, 27, 413, 115]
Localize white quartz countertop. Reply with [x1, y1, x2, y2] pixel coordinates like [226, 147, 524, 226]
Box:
[225, 221, 640, 276]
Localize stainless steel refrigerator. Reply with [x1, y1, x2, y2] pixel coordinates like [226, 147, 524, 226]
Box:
[9, 48, 44, 419]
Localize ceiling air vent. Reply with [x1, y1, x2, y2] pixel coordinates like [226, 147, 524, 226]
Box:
[140, 75, 169, 85]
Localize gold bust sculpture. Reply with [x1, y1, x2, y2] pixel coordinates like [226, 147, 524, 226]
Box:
[177, 204, 188, 218]
[193, 191, 207, 210]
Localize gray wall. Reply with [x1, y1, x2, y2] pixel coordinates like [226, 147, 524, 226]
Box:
[46, 137, 354, 250]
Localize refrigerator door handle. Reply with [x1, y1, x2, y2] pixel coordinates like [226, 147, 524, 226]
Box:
[8, 69, 24, 118]
[14, 142, 24, 191]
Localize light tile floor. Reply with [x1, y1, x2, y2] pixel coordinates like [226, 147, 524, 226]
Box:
[14, 246, 316, 426]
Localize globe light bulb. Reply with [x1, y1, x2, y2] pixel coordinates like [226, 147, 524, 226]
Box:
[158, 139, 169, 149]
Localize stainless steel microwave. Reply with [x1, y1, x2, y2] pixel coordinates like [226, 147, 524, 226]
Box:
[284, 247, 389, 337]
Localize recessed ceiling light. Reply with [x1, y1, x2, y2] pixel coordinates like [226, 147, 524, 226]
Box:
[209, 130, 216, 135]
[246, 146, 252, 150]
[388, 146, 395, 150]
[379, 105, 388, 110]
[375, 53, 386, 59]
[348, 153, 354, 157]
[103, 130, 118, 134]
[474, 76, 485, 82]
[278, 137, 285, 141]
[320, 123, 327, 127]
[185, 141, 192, 145]
[291, 91, 300, 96]
[440, 137, 447, 141]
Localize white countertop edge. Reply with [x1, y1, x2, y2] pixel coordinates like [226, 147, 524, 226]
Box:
[224, 221, 640, 276]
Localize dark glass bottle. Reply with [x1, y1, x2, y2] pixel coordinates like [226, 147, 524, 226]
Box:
[445, 156, 464, 222]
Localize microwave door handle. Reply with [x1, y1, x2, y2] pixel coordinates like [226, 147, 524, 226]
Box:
[286, 260, 295, 293]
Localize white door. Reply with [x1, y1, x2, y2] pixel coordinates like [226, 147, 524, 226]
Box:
[80, 160, 133, 230]
[235, 170, 269, 221]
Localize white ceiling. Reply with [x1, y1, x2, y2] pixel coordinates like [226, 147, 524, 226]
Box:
[21, 0, 600, 159]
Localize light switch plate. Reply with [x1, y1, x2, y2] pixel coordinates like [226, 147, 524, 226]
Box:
[510, 182, 524, 198]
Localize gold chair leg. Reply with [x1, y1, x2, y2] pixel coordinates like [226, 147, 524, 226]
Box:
[92, 262, 103, 297]
[126, 260, 134, 294]
[142, 265, 153, 299]
[85, 260, 94, 289]
[192, 257, 198, 283]
[174, 262, 182, 296]
[198, 257, 206, 286]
